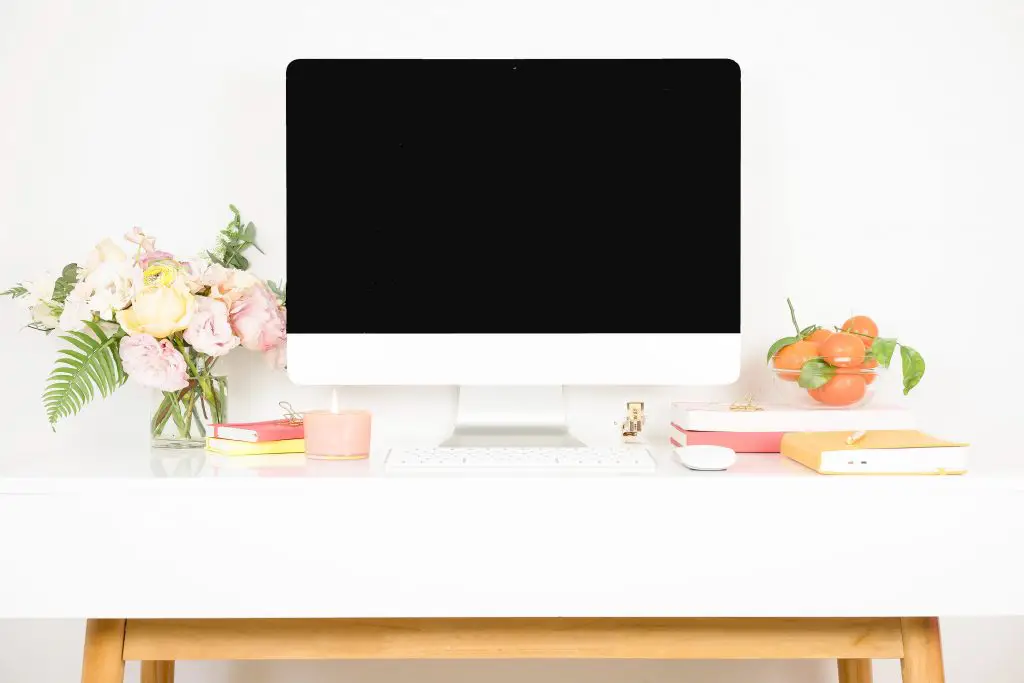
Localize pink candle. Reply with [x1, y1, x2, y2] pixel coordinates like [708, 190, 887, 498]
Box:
[304, 409, 372, 460]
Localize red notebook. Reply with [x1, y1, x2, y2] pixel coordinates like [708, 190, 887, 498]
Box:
[211, 420, 304, 443]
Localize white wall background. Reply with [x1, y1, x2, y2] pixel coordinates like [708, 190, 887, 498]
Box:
[1, 0, 1022, 681]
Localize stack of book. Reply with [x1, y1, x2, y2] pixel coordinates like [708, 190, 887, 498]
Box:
[670, 402, 917, 453]
[671, 402, 968, 474]
[205, 419, 305, 455]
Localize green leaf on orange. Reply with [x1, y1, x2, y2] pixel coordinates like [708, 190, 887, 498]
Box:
[869, 336, 898, 368]
[799, 325, 819, 338]
[797, 359, 835, 390]
[766, 336, 800, 363]
[900, 345, 926, 395]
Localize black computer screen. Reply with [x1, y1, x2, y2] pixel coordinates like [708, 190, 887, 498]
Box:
[287, 59, 739, 333]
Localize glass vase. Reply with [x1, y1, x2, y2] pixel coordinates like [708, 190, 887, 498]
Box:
[150, 375, 228, 449]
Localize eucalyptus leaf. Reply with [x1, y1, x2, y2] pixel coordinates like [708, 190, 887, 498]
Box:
[227, 204, 242, 230]
[797, 359, 835, 390]
[245, 222, 265, 253]
[49, 262, 80, 304]
[766, 335, 800, 363]
[266, 279, 286, 305]
[900, 345, 926, 395]
[869, 336, 898, 368]
[209, 205, 260, 271]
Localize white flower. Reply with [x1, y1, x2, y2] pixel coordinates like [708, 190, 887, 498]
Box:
[82, 238, 128, 279]
[85, 261, 142, 320]
[20, 272, 61, 329]
[55, 281, 93, 331]
[70, 281, 92, 300]
[22, 273, 57, 308]
[88, 288, 123, 321]
[58, 299, 92, 331]
[30, 302, 59, 329]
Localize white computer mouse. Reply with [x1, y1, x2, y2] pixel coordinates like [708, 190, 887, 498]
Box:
[673, 445, 737, 471]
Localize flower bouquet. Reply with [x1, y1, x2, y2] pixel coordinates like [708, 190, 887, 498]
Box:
[2, 206, 287, 447]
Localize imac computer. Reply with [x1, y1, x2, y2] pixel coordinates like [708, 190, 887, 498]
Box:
[286, 59, 740, 458]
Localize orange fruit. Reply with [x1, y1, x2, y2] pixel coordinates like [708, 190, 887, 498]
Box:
[836, 365, 878, 385]
[772, 340, 820, 381]
[818, 332, 866, 368]
[861, 356, 879, 383]
[806, 328, 832, 344]
[808, 374, 867, 406]
[841, 315, 879, 348]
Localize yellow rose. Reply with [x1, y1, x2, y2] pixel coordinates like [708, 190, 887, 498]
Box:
[117, 282, 196, 338]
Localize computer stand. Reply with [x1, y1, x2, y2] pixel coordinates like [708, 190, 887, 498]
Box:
[439, 386, 586, 448]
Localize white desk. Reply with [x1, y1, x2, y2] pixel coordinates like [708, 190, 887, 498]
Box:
[2, 442, 1023, 619]
[3, 441, 1022, 683]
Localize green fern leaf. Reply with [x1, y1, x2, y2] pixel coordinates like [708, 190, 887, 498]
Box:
[43, 322, 127, 427]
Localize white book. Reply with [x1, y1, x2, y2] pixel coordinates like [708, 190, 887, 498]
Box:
[671, 402, 917, 433]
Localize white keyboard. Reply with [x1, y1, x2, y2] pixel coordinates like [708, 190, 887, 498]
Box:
[385, 447, 657, 474]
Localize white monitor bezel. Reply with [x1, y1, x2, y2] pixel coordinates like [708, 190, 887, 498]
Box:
[286, 333, 741, 385]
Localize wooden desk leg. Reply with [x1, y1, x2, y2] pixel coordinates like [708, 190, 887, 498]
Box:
[838, 659, 873, 682]
[81, 619, 126, 683]
[141, 661, 175, 683]
[900, 617, 945, 683]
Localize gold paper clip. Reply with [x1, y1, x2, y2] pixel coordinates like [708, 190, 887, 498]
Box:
[279, 401, 304, 425]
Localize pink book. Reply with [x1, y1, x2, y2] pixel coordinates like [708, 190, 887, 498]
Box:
[211, 420, 304, 443]
[670, 423, 783, 453]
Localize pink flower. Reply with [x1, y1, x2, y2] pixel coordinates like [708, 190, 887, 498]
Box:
[125, 227, 174, 267]
[184, 296, 240, 357]
[138, 250, 175, 268]
[206, 266, 258, 307]
[125, 227, 157, 253]
[119, 334, 190, 391]
[264, 338, 287, 369]
[262, 308, 287, 369]
[230, 282, 286, 352]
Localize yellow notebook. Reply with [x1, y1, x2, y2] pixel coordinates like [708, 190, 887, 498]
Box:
[781, 430, 969, 475]
[205, 437, 305, 456]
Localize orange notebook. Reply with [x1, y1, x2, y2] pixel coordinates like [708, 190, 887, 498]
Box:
[781, 430, 969, 475]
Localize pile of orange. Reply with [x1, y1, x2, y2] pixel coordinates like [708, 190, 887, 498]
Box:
[772, 315, 879, 406]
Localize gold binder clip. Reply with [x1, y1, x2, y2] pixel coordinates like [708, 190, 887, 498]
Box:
[729, 394, 763, 412]
[279, 401, 304, 425]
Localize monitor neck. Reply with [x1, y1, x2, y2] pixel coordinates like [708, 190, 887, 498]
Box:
[439, 386, 585, 448]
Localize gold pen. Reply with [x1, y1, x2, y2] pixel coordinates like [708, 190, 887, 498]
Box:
[846, 430, 866, 445]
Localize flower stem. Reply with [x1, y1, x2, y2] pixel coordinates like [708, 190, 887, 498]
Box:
[787, 298, 801, 336]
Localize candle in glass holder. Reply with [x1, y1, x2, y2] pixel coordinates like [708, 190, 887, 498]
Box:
[304, 391, 371, 460]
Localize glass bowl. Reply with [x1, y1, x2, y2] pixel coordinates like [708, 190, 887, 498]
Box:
[770, 365, 884, 409]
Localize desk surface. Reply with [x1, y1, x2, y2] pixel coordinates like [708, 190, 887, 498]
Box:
[2, 440, 1023, 619]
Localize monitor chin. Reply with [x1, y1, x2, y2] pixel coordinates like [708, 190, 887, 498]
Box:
[285, 332, 741, 386]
